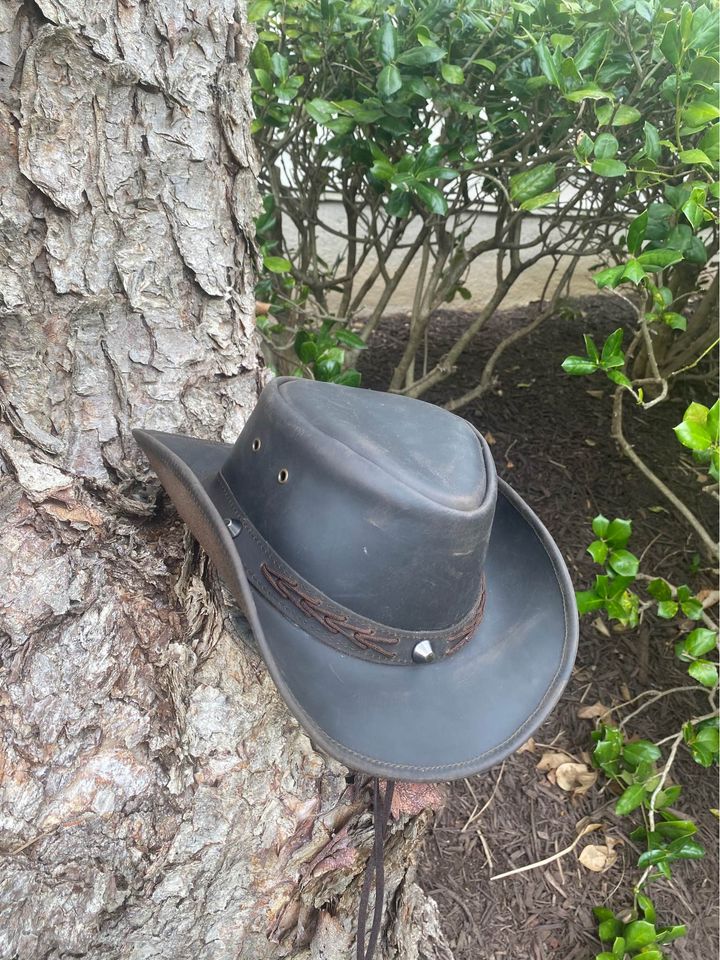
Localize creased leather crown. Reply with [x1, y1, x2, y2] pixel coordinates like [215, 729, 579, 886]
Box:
[219, 377, 497, 634]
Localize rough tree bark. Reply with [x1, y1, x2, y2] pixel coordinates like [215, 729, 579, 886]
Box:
[0, 4, 452, 958]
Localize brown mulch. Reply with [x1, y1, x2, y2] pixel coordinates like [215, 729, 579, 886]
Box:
[358, 295, 719, 960]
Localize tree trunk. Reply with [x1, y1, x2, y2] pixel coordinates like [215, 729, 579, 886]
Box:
[0, 5, 451, 958]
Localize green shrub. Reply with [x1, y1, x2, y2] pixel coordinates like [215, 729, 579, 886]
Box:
[251, 0, 717, 406]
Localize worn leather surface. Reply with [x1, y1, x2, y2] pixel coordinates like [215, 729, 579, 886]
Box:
[206, 472, 486, 665]
[222, 378, 496, 630]
[133, 377, 578, 781]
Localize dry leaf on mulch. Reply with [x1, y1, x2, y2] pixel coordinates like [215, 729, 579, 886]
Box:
[579, 835, 623, 873]
[536, 751, 570, 773]
[577, 701, 613, 722]
[537, 751, 597, 798]
[555, 762, 597, 797]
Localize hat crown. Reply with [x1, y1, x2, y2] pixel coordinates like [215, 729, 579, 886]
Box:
[222, 378, 496, 631]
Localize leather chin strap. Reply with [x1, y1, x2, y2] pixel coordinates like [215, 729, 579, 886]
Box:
[356, 778, 396, 960]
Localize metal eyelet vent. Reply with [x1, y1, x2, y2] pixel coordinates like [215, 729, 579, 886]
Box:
[225, 518, 242, 538]
[277, 468, 289, 484]
[252, 438, 261, 451]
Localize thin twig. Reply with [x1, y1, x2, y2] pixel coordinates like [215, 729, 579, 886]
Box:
[491, 823, 603, 881]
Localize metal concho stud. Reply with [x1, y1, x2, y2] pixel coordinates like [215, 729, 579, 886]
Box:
[412, 640, 435, 664]
[225, 518, 242, 538]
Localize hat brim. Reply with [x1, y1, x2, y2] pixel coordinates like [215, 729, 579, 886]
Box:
[134, 428, 578, 782]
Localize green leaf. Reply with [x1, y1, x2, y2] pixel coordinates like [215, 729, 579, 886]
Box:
[520, 191, 560, 211]
[440, 63, 464, 85]
[660, 21, 681, 65]
[594, 265, 625, 289]
[253, 67, 273, 93]
[608, 549, 639, 577]
[688, 660, 718, 687]
[667, 836, 705, 859]
[598, 917, 623, 941]
[647, 578, 671, 601]
[708, 399, 719, 440]
[596, 103, 642, 126]
[658, 600, 679, 619]
[575, 132, 594, 160]
[654, 785, 682, 809]
[270, 52, 288, 82]
[637, 894, 656, 923]
[637, 249, 684, 271]
[562, 356, 597, 375]
[565, 86, 613, 103]
[678, 148, 712, 165]
[248, 0, 272, 22]
[377, 20, 397, 65]
[584, 334, 599, 363]
[377, 64, 402, 98]
[615, 782, 647, 815]
[535, 39, 561, 88]
[682, 197, 705, 230]
[683, 400, 710, 425]
[700, 123, 720, 162]
[386, 188, 411, 219]
[656, 818, 697, 840]
[606, 517, 632, 547]
[305, 98, 334, 124]
[643, 121, 661, 161]
[623, 740, 661, 766]
[296, 338, 317, 365]
[576, 589, 604, 614]
[681, 596, 703, 620]
[264, 255, 292, 274]
[593, 907, 616, 923]
[334, 328, 366, 349]
[606, 370, 632, 389]
[397, 45, 445, 67]
[594, 133, 619, 159]
[575, 30, 608, 71]
[622, 259, 646, 284]
[592, 159, 627, 177]
[333, 369, 362, 387]
[656, 924, 687, 944]
[592, 515, 610, 538]
[370, 159, 394, 181]
[509, 163, 556, 204]
[638, 848, 669, 868]
[624, 920, 657, 950]
[587, 540, 609, 564]
[474, 58, 496, 73]
[414, 183, 448, 216]
[662, 312, 687, 331]
[683, 102, 720, 126]
[674, 420, 712, 451]
[601, 328, 624, 365]
[627, 211, 648, 256]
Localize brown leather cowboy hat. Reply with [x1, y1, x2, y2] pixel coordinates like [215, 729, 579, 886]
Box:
[134, 376, 577, 782]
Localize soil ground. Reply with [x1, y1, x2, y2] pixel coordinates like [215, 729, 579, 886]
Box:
[358, 295, 719, 960]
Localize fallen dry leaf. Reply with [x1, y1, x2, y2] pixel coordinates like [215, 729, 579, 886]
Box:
[697, 588, 719, 609]
[555, 762, 597, 797]
[485, 431, 496, 445]
[577, 701, 612, 722]
[517, 737, 536, 754]
[536, 751, 570, 773]
[579, 835, 623, 873]
[592, 617, 610, 638]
